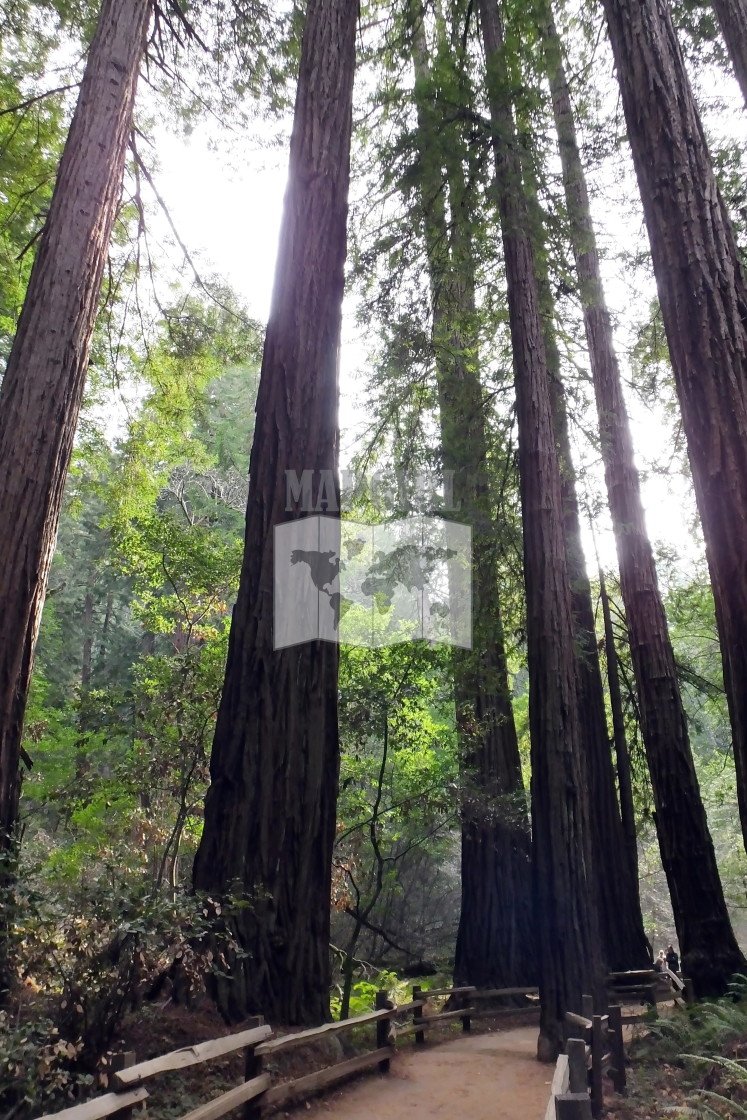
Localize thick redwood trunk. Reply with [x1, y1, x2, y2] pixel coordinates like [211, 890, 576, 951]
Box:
[577, 0, 746, 993]
[712, 0, 747, 109]
[479, 0, 602, 1059]
[522, 142, 649, 971]
[549, 372, 650, 971]
[192, 0, 356, 1027]
[0, 0, 152, 979]
[411, 10, 535, 991]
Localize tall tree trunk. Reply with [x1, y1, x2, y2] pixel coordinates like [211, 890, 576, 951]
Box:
[712, 0, 747, 109]
[478, 0, 603, 1059]
[81, 589, 94, 692]
[555, 0, 746, 993]
[598, 569, 638, 882]
[521, 133, 650, 970]
[411, 10, 535, 990]
[192, 0, 357, 1026]
[0, 0, 152, 995]
[96, 589, 114, 680]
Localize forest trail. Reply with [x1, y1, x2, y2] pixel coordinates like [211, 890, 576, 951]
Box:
[304, 1027, 549, 1120]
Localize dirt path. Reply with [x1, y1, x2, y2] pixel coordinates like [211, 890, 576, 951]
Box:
[304, 1027, 551, 1120]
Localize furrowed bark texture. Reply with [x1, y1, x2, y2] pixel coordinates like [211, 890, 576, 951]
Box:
[548, 362, 649, 972]
[479, 0, 602, 1060]
[411, 11, 535, 990]
[522, 138, 649, 971]
[598, 0, 747, 992]
[192, 0, 357, 1026]
[0, 0, 152, 994]
[598, 569, 638, 884]
[712, 0, 747, 110]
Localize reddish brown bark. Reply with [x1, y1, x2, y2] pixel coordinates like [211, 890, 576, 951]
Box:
[411, 13, 535, 990]
[598, 0, 747, 993]
[598, 570, 638, 883]
[521, 138, 650, 971]
[478, 0, 603, 1060]
[0, 0, 152, 896]
[192, 0, 357, 1026]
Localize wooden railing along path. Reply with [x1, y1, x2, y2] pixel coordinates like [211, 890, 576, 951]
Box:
[35, 984, 539, 1120]
[545, 969, 693, 1120]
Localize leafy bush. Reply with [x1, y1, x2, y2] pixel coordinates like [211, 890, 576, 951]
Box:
[4, 880, 241, 1116]
[0, 1012, 92, 1118]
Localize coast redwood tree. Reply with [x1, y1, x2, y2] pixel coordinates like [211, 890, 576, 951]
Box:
[192, 0, 358, 1026]
[600, 0, 747, 915]
[0, 0, 153, 989]
[478, 0, 602, 1059]
[521, 141, 649, 971]
[541, 1, 744, 994]
[411, 8, 535, 990]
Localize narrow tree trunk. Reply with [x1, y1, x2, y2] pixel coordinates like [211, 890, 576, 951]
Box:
[550, 0, 746, 993]
[0, 0, 152, 994]
[192, 0, 357, 1026]
[410, 9, 535, 991]
[478, 0, 603, 1059]
[81, 590, 94, 692]
[521, 136, 650, 971]
[712, 0, 747, 109]
[96, 589, 114, 680]
[599, 569, 638, 881]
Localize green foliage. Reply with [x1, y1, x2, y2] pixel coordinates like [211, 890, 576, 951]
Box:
[3, 876, 238, 1111]
[0, 1012, 92, 1117]
[329, 969, 408, 1019]
[635, 978, 747, 1118]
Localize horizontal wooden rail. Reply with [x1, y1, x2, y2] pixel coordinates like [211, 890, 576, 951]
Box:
[421, 985, 475, 997]
[415, 984, 538, 1000]
[255, 1007, 392, 1057]
[179, 1076, 269, 1120]
[260, 1048, 392, 1110]
[36, 1088, 149, 1120]
[113, 1025, 271, 1088]
[472, 986, 539, 999]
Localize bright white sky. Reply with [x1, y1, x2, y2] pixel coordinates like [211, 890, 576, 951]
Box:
[149, 32, 743, 585]
[153, 127, 370, 466]
[151, 123, 684, 578]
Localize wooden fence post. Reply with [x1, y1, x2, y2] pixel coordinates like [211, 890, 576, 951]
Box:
[111, 1053, 137, 1120]
[412, 985, 425, 1045]
[590, 1015, 604, 1118]
[683, 978, 695, 1004]
[243, 1015, 265, 1120]
[566, 1038, 587, 1094]
[581, 994, 594, 1021]
[375, 990, 391, 1073]
[556, 1093, 593, 1119]
[608, 1004, 626, 1095]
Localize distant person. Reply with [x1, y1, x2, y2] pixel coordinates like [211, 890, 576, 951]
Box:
[666, 945, 680, 973]
[653, 950, 666, 972]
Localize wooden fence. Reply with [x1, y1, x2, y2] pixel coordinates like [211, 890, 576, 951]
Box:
[545, 970, 692, 1120]
[35, 984, 539, 1120]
